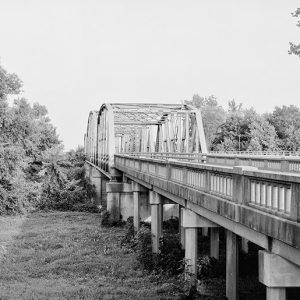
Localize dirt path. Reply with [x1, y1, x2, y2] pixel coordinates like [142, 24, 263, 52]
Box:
[0, 212, 180, 300]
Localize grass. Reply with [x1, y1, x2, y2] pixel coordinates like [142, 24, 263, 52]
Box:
[0, 211, 182, 300]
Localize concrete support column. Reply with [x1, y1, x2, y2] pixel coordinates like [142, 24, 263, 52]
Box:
[106, 182, 121, 221]
[185, 227, 198, 281]
[90, 167, 103, 207]
[182, 208, 219, 285]
[132, 182, 147, 232]
[133, 190, 140, 231]
[210, 227, 219, 259]
[259, 250, 300, 300]
[266, 288, 286, 300]
[106, 181, 133, 222]
[226, 230, 239, 300]
[150, 191, 163, 253]
[179, 206, 185, 249]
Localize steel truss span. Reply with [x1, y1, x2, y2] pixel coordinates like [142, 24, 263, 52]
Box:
[84, 103, 208, 173]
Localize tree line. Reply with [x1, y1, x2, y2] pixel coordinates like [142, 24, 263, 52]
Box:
[184, 95, 300, 152]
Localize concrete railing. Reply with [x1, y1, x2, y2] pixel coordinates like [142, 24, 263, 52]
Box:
[209, 150, 300, 156]
[115, 154, 300, 223]
[120, 152, 205, 162]
[118, 152, 300, 173]
[206, 154, 300, 173]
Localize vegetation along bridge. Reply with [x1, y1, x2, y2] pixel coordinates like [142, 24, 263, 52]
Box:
[84, 103, 300, 300]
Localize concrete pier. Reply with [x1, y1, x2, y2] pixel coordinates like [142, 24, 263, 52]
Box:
[149, 191, 163, 253]
[259, 250, 300, 300]
[90, 167, 103, 207]
[226, 230, 239, 300]
[210, 227, 219, 259]
[182, 208, 218, 283]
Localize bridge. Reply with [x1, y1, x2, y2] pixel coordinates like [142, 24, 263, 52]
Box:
[84, 103, 300, 300]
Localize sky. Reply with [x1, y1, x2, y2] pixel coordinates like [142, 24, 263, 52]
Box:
[0, 0, 299, 150]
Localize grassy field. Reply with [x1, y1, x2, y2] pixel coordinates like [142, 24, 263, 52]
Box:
[0, 212, 182, 300]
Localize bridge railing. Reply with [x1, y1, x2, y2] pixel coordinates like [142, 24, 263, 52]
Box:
[115, 154, 300, 223]
[120, 152, 300, 173]
[209, 150, 300, 156]
[206, 154, 300, 173]
[122, 152, 205, 162]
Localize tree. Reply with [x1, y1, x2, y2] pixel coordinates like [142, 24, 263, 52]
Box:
[211, 108, 279, 152]
[0, 63, 61, 214]
[228, 99, 242, 113]
[289, 8, 300, 58]
[184, 95, 226, 148]
[267, 105, 300, 151]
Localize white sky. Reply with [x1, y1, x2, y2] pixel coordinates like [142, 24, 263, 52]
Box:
[0, 0, 299, 150]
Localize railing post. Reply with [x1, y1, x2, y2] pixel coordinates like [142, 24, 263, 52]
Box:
[280, 157, 289, 172]
[182, 167, 187, 185]
[233, 166, 258, 206]
[166, 163, 171, 181]
[205, 170, 210, 193]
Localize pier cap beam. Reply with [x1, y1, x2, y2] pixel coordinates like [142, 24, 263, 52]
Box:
[259, 250, 300, 287]
[182, 209, 218, 228]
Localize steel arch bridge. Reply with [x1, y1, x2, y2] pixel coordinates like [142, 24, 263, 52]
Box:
[84, 103, 208, 176]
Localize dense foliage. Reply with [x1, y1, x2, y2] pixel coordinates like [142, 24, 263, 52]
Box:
[0, 64, 94, 214]
[121, 218, 185, 277]
[185, 95, 300, 151]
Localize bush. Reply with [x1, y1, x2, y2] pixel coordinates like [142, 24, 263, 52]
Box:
[197, 255, 225, 279]
[38, 147, 97, 212]
[134, 226, 156, 271]
[158, 233, 185, 276]
[122, 219, 185, 277]
[163, 217, 179, 233]
[100, 210, 125, 227]
[121, 217, 135, 245]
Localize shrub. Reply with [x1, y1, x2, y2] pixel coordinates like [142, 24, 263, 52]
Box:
[157, 233, 185, 276]
[100, 210, 125, 227]
[38, 147, 97, 212]
[121, 217, 135, 246]
[163, 217, 179, 233]
[134, 226, 156, 271]
[197, 255, 225, 279]
[122, 220, 185, 277]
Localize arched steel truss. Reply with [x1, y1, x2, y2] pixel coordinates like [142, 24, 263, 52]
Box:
[85, 103, 207, 174]
[84, 111, 98, 164]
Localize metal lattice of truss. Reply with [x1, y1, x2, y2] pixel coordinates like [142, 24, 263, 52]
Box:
[85, 103, 207, 174]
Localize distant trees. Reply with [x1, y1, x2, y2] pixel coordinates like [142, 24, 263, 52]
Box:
[185, 95, 300, 152]
[212, 108, 279, 152]
[185, 95, 226, 148]
[289, 8, 300, 58]
[266, 105, 300, 151]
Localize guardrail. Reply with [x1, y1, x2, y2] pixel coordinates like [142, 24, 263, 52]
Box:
[115, 154, 300, 223]
[120, 152, 205, 162]
[209, 150, 300, 157]
[206, 154, 300, 173]
[118, 152, 300, 173]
